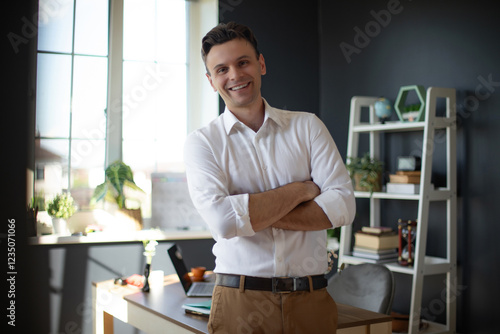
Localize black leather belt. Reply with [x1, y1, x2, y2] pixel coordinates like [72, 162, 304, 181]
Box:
[215, 274, 327, 293]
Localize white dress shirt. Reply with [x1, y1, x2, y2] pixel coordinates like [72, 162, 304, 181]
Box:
[184, 99, 355, 277]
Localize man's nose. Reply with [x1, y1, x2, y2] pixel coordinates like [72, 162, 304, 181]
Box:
[229, 66, 244, 80]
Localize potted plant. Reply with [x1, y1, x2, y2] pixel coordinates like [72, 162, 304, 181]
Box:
[46, 193, 76, 235]
[91, 160, 146, 230]
[346, 153, 384, 194]
[402, 103, 422, 122]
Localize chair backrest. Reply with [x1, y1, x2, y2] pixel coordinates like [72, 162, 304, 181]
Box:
[327, 263, 395, 315]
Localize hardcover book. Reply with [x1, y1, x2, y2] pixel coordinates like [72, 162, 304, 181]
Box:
[352, 249, 398, 260]
[182, 300, 211, 316]
[389, 174, 421, 184]
[386, 182, 420, 194]
[361, 226, 394, 235]
[354, 232, 399, 250]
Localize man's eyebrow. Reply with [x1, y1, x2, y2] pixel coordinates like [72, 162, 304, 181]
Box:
[212, 55, 252, 72]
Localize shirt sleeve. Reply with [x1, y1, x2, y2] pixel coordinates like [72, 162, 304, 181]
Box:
[184, 131, 256, 239]
[308, 115, 356, 228]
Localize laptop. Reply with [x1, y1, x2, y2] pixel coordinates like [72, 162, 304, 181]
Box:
[167, 244, 215, 297]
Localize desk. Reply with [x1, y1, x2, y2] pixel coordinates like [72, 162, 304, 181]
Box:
[93, 275, 392, 334]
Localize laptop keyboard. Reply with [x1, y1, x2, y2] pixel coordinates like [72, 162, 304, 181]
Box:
[190, 283, 215, 295]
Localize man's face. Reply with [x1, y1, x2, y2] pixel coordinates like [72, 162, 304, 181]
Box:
[205, 38, 266, 111]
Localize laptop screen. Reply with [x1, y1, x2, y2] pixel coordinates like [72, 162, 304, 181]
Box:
[167, 244, 193, 293]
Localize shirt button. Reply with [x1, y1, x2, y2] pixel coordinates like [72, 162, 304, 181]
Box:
[277, 257, 283, 262]
[262, 165, 267, 170]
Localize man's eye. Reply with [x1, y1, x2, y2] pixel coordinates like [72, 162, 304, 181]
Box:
[240, 61, 249, 66]
[217, 68, 227, 74]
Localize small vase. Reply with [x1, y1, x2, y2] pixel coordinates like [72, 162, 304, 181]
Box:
[52, 218, 70, 235]
[142, 263, 151, 292]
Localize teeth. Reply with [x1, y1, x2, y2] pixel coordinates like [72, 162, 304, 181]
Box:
[230, 83, 249, 91]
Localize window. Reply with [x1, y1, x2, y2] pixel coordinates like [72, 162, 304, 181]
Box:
[34, 0, 218, 223]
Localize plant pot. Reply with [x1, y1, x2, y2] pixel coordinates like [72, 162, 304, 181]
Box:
[52, 218, 70, 235]
[116, 208, 143, 230]
[353, 172, 382, 192]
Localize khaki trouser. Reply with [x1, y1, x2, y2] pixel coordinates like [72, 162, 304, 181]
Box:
[207, 283, 338, 334]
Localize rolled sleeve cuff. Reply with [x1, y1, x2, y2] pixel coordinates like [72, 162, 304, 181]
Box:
[314, 190, 353, 228]
[228, 193, 255, 237]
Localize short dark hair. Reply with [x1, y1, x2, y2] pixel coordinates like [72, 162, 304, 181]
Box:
[201, 22, 260, 72]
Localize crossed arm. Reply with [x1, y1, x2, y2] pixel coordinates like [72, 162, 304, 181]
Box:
[249, 181, 333, 232]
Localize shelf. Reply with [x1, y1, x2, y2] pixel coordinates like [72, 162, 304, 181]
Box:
[28, 229, 213, 245]
[341, 255, 452, 275]
[343, 88, 457, 333]
[354, 191, 419, 200]
[354, 188, 453, 201]
[352, 121, 425, 133]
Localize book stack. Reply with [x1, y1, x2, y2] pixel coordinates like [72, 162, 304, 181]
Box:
[182, 300, 211, 317]
[352, 226, 399, 263]
[386, 170, 421, 194]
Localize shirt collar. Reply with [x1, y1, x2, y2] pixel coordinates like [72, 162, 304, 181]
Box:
[222, 98, 286, 135]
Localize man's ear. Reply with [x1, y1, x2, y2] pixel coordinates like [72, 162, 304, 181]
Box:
[206, 73, 217, 92]
[259, 54, 267, 75]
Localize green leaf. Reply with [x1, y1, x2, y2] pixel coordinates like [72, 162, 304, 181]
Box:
[90, 160, 145, 210]
[91, 183, 108, 205]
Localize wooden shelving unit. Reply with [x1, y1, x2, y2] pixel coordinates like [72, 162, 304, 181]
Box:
[339, 88, 457, 334]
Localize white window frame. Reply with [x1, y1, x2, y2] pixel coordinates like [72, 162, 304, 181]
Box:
[34, 0, 218, 200]
[106, 0, 219, 166]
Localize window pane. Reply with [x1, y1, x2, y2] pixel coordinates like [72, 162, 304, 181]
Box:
[122, 61, 186, 160]
[71, 140, 106, 171]
[36, 53, 72, 138]
[71, 140, 106, 210]
[123, 61, 162, 140]
[72, 56, 108, 139]
[74, 0, 109, 56]
[123, 0, 156, 61]
[155, 138, 186, 171]
[123, 139, 157, 171]
[38, 0, 74, 53]
[157, 0, 186, 63]
[122, 140, 156, 219]
[153, 63, 187, 142]
[35, 139, 70, 201]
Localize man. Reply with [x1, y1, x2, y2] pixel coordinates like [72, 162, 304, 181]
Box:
[184, 22, 355, 333]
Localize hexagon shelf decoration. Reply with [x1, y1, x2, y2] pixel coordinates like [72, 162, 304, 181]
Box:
[395, 85, 426, 122]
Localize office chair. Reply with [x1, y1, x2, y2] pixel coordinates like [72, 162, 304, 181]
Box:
[327, 263, 395, 315]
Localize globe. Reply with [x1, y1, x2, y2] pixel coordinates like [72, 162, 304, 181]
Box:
[374, 98, 392, 124]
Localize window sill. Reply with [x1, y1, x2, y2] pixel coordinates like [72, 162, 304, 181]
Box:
[28, 228, 213, 246]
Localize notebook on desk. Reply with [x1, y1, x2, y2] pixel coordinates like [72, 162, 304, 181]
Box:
[167, 244, 215, 297]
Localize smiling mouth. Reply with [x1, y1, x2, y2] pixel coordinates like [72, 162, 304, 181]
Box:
[229, 83, 250, 91]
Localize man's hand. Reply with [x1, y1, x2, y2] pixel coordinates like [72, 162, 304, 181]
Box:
[272, 200, 332, 231]
[303, 180, 321, 200]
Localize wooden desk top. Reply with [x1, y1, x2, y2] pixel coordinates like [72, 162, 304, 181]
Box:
[109, 275, 392, 334]
[336, 303, 392, 329]
[124, 275, 210, 334]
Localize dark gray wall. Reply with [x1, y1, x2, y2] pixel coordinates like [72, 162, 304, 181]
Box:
[222, 0, 500, 333]
[320, 1, 499, 333]
[218, 0, 320, 115]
